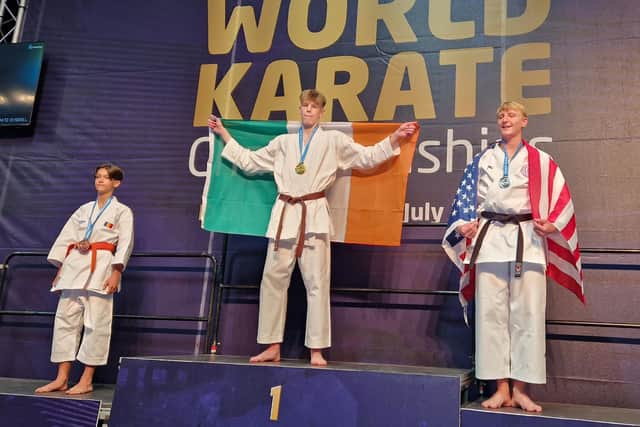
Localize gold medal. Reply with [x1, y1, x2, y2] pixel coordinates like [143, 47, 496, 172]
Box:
[295, 162, 306, 175]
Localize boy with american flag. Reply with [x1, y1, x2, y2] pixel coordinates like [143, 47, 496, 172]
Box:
[442, 101, 584, 412]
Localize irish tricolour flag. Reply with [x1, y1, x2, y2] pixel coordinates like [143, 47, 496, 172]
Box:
[199, 120, 417, 246]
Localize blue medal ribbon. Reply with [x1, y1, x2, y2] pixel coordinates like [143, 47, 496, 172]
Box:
[83, 196, 113, 240]
[499, 141, 524, 188]
[297, 125, 319, 166]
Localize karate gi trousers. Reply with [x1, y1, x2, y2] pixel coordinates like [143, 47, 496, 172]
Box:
[257, 234, 331, 349]
[475, 262, 547, 384]
[51, 289, 114, 366]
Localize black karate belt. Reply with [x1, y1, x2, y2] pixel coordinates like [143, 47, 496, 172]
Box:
[468, 211, 534, 277]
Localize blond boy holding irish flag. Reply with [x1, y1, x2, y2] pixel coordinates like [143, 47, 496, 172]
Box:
[208, 89, 418, 366]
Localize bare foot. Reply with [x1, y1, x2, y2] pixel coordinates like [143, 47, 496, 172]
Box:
[35, 379, 68, 393]
[512, 387, 542, 412]
[249, 344, 281, 363]
[310, 349, 327, 366]
[482, 389, 513, 409]
[65, 382, 93, 395]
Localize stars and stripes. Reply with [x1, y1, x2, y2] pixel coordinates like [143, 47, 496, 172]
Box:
[444, 152, 481, 249]
[442, 141, 585, 311]
[442, 150, 483, 309]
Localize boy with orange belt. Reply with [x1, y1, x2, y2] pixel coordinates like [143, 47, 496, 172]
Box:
[36, 163, 134, 395]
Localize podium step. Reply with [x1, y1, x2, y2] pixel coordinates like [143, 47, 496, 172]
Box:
[109, 354, 472, 427]
[461, 400, 640, 426]
[0, 377, 113, 426]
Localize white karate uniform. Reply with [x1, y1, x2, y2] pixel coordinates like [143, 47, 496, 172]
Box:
[470, 144, 547, 384]
[47, 196, 134, 365]
[222, 127, 400, 348]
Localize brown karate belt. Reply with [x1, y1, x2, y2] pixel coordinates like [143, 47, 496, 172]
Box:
[469, 211, 534, 277]
[66, 241, 117, 273]
[274, 191, 326, 258]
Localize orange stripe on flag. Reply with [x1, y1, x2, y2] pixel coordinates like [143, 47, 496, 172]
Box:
[344, 123, 418, 246]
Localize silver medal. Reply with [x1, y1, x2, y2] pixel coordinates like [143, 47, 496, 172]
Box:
[499, 176, 510, 189]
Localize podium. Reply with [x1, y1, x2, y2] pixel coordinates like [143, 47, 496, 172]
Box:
[461, 401, 640, 427]
[0, 377, 110, 427]
[109, 354, 472, 427]
[3, 360, 638, 426]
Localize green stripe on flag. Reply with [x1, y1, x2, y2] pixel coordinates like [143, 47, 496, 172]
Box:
[201, 120, 288, 236]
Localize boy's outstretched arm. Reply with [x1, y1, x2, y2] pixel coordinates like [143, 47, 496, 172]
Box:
[390, 121, 420, 145]
[208, 115, 232, 143]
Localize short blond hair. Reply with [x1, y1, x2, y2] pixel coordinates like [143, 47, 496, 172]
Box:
[300, 89, 327, 108]
[496, 101, 527, 118]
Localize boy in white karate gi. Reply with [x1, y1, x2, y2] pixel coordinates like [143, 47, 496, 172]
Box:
[443, 102, 583, 412]
[209, 89, 419, 366]
[36, 164, 134, 395]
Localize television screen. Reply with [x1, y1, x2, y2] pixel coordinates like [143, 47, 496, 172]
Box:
[0, 41, 45, 127]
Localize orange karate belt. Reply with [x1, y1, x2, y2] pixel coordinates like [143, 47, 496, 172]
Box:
[65, 241, 117, 273]
[274, 191, 326, 258]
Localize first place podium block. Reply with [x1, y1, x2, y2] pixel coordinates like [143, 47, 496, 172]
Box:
[109, 355, 472, 427]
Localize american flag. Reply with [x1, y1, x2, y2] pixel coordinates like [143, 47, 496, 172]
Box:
[442, 142, 585, 311]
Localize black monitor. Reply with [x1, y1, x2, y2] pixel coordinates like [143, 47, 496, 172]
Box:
[0, 41, 45, 127]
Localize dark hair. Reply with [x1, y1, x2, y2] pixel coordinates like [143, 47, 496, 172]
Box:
[95, 163, 124, 181]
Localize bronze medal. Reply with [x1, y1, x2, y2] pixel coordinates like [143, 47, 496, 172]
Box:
[77, 239, 91, 253]
[295, 162, 306, 175]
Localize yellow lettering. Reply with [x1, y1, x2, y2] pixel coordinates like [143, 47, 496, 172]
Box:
[208, 0, 281, 54]
[356, 0, 417, 46]
[485, 0, 550, 36]
[316, 56, 369, 121]
[501, 43, 551, 114]
[374, 52, 435, 120]
[270, 385, 282, 421]
[440, 47, 494, 117]
[251, 60, 302, 120]
[288, 0, 347, 50]
[429, 0, 475, 40]
[193, 63, 252, 126]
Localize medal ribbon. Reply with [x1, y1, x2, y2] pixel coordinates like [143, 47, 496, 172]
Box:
[298, 125, 319, 165]
[83, 196, 113, 240]
[501, 141, 524, 183]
